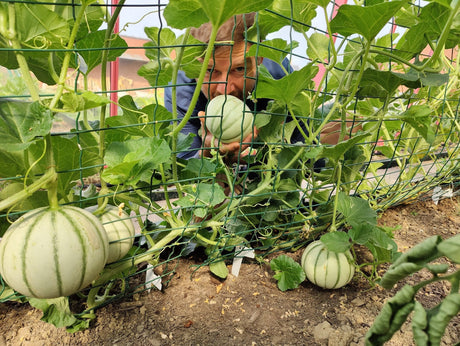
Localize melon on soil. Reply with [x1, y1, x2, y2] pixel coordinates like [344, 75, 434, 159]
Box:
[0, 206, 109, 299]
[301, 240, 355, 289]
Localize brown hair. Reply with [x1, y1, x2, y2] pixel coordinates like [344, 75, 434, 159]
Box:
[190, 13, 256, 43]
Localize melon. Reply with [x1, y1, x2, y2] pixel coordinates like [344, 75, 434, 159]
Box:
[85, 204, 135, 263]
[301, 240, 355, 289]
[0, 206, 109, 299]
[205, 95, 254, 143]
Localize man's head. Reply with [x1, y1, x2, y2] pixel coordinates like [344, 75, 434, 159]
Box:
[191, 13, 262, 101]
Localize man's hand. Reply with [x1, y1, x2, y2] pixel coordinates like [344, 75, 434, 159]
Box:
[320, 121, 362, 145]
[198, 111, 258, 163]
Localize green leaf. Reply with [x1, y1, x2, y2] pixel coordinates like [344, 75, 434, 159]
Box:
[400, 105, 436, 145]
[52, 135, 100, 197]
[28, 296, 93, 332]
[102, 137, 171, 186]
[137, 59, 174, 87]
[437, 234, 460, 263]
[247, 38, 299, 65]
[184, 158, 219, 176]
[249, 0, 317, 39]
[341, 145, 369, 184]
[365, 285, 416, 344]
[348, 224, 374, 245]
[412, 301, 429, 345]
[74, 31, 128, 74]
[366, 242, 397, 264]
[270, 255, 306, 291]
[209, 260, 229, 279]
[0, 150, 27, 178]
[380, 236, 443, 289]
[330, 2, 404, 40]
[319, 132, 370, 164]
[411, 69, 448, 89]
[60, 91, 110, 112]
[320, 231, 351, 253]
[57, 2, 105, 41]
[15, 3, 70, 48]
[180, 34, 207, 79]
[163, 0, 208, 30]
[164, 0, 274, 29]
[144, 27, 178, 60]
[337, 193, 377, 230]
[176, 132, 196, 153]
[395, 3, 451, 59]
[305, 0, 330, 8]
[0, 3, 71, 84]
[368, 227, 397, 251]
[425, 263, 449, 274]
[0, 182, 48, 212]
[175, 183, 226, 217]
[142, 28, 203, 80]
[106, 95, 172, 138]
[426, 293, 460, 344]
[28, 297, 77, 328]
[201, 0, 275, 27]
[254, 64, 318, 105]
[307, 33, 331, 63]
[357, 68, 421, 100]
[0, 100, 53, 152]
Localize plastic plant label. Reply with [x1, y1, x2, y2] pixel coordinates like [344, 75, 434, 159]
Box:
[231, 246, 255, 277]
[145, 264, 162, 292]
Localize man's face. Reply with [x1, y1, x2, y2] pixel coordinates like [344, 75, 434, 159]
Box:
[201, 42, 259, 101]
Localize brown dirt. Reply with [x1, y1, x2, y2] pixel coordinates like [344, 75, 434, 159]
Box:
[1, 197, 459, 346]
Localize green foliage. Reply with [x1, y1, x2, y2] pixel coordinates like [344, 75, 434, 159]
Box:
[270, 255, 306, 291]
[330, 2, 405, 41]
[0, 100, 53, 152]
[164, 0, 274, 29]
[365, 234, 460, 345]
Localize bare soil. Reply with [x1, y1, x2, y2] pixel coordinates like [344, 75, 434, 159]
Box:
[1, 197, 459, 346]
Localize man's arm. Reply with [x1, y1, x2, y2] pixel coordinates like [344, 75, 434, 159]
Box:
[164, 71, 205, 159]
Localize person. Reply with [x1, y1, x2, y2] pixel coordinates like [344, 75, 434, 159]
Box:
[164, 13, 298, 161]
[164, 13, 359, 162]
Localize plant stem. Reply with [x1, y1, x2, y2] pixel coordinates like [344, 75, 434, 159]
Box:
[172, 26, 219, 138]
[97, 0, 126, 207]
[92, 224, 198, 288]
[0, 168, 57, 212]
[48, 2, 89, 110]
[170, 29, 190, 197]
[330, 161, 342, 232]
[7, 3, 39, 101]
[158, 163, 180, 225]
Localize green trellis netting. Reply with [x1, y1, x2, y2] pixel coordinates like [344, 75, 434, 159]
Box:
[0, 0, 459, 329]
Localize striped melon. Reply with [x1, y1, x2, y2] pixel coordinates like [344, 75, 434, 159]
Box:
[0, 206, 109, 299]
[205, 95, 254, 143]
[301, 240, 355, 289]
[85, 204, 135, 263]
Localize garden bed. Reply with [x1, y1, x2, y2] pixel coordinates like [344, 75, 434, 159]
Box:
[1, 196, 459, 345]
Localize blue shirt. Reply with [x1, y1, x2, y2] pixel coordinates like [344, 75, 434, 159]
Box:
[164, 59, 298, 159]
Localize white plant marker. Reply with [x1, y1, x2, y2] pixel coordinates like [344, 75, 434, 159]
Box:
[432, 186, 453, 205]
[145, 264, 162, 292]
[231, 246, 255, 277]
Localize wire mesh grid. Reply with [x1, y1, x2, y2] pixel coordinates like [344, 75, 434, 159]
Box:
[0, 0, 459, 323]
